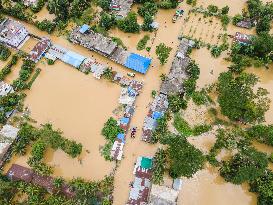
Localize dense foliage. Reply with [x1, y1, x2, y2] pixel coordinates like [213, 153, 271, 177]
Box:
[247, 124, 273, 146]
[12, 59, 36, 91]
[0, 55, 18, 81]
[249, 170, 273, 205]
[161, 134, 205, 178]
[117, 12, 140, 33]
[220, 148, 268, 184]
[155, 43, 172, 65]
[0, 44, 11, 61]
[152, 148, 167, 184]
[217, 71, 270, 124]
[101, 117, 123, 160]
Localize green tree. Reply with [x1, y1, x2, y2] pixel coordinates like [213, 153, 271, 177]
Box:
[156, 43, 172, 65]
[249, 170, 273, 205]
[117, 12, 140, 33]
[161, 134, 205, 178]
[220, 148, 268, 184]
[217, 72, 270, 124]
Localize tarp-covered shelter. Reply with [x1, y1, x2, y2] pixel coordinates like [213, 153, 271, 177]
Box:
[124, 53, 151, 74]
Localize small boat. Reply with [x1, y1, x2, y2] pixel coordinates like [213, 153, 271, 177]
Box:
[127, 72, 136, 77]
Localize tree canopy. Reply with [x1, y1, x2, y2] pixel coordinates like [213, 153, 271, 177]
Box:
[217, 71, 270, 124]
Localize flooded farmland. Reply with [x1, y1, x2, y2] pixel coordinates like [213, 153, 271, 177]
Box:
[1, 0, 273, 204]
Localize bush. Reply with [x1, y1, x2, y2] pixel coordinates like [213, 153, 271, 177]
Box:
[249, 170, 273, 205]
[168, 95, 187, 113]
[247, 125, 273, 146]
[211, 45, 222, 57]
[152, 149, 167, 184]
[35, 20, 56, 34]
[192, 124, 212, 136]
[47, 59, 54, 65]
[173, 114, 192, 137]
[117, 12, 140, 33]
[137, 35, 150, 50]
[156, 43, 172, 65]
[232, 14, 244, 25]
[0, 55, 18, 81]
[0, 44, 11, 61]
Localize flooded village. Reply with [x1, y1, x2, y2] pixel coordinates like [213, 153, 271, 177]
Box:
[0, 0, 272, 205]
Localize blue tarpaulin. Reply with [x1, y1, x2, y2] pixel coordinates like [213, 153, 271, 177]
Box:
[128, 87, 137, 97]
[124, 53, 151, 74]
[117, 133, 125, 143]
[62, 51, 86, 68]
[79, 24, 90, 34]
[152, 111, 163, 120]
[120, 117, 130, 125]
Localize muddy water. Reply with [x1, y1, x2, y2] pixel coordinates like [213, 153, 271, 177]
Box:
[190, 47, 229, 88]
[178, 166, 257, 205]
[246, 65, 273, 124]
[6, 60, 121, 180]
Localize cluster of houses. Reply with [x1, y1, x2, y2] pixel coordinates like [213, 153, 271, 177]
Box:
[110, 0, 134, 19]
[110, 78, 143, 161]
[0, 125, 19, 168]
[142, 38, 194, 142]
[45, 43, 109, 79]
[128, 156, 153, 204]
[127, 156, 181, 205]
[70, 25, 152, 74]
[6, 164, 76, 198]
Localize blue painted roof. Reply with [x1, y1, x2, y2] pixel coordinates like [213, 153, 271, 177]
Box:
[120, 117, 130, 125]
[124, 53, 151, 74]
[152, 111, 163, 120]
[62, 51, 86, 68]
[79, 24, 90, 34]
[117, 133, 125, 143]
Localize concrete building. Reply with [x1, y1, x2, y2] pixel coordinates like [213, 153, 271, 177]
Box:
[0, 18, 29, 49]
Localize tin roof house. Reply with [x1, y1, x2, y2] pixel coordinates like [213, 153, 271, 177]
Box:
[29, 37, 51, 63]
[0, 18, 29, 49]
[128, 156, 153, 205]
[70, 25, 151, 74]
[234, 32, 253, 45]
[0, 81, 14, 97]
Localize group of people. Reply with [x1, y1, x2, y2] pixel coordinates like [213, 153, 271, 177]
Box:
[131, 127, 137, 138]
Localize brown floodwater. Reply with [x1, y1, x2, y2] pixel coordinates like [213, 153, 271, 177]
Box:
[178, 165, 257, 205]
[2, 1, 273, 204]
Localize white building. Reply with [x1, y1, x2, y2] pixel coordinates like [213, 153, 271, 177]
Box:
[0, 18, 29, 49]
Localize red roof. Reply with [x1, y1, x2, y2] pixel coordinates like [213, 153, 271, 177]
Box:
[6, 164, 34, 183]
[29, 38, 51, 63]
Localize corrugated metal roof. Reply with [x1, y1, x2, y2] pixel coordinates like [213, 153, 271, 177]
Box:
[124, 53, 151, 74]
[62, 51, 86, 68]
